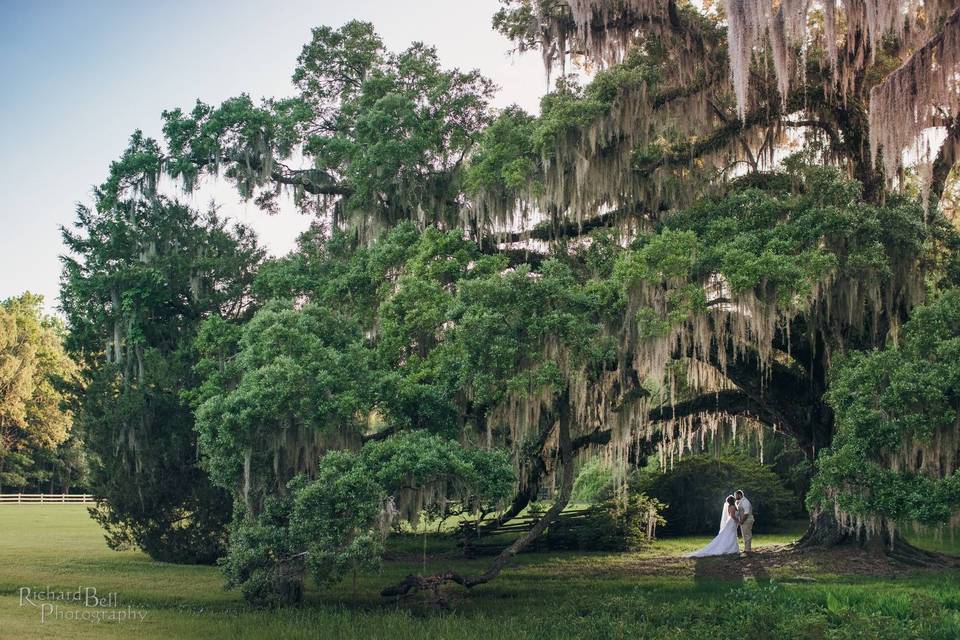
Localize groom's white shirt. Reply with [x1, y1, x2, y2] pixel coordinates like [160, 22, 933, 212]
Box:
[738, 496, 752, 517]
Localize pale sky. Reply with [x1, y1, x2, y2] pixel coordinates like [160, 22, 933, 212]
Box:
[0, 0, 547, 313]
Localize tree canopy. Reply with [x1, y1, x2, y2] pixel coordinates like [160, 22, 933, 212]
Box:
[159, 21, 495, 236]
[58, 2, 960, 602]
[0, 293, 79, 492]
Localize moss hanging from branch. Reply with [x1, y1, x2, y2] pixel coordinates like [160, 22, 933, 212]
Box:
[869, 6, 960, 214]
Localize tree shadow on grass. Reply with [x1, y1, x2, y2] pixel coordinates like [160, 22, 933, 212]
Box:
[692, 551, 773, 589]
[744, 555, 771, 584]
[693, 555, 745, 589]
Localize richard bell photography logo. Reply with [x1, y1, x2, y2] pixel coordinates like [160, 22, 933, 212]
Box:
[17, 586, 146, 624]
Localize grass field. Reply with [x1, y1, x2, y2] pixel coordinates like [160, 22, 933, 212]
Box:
[1, 506, 959, 639]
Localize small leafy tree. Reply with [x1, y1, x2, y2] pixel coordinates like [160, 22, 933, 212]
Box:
[220, 432, 513, 605]
[193, 300, 374, 516]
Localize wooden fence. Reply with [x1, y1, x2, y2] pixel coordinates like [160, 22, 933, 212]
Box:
[0, 494, 94, 504]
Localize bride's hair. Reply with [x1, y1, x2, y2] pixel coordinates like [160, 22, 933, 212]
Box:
[725, 495, 736, 506]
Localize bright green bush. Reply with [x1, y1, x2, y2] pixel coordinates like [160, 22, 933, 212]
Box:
[571, 458, 617, 504]
[636, 455, 796, 535]
[809, 289, 960, 527]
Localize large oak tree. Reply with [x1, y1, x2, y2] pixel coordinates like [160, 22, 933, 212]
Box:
[64, 3, 960, 597]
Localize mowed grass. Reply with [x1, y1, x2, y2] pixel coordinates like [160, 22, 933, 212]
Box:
[1, 506, 959, 639]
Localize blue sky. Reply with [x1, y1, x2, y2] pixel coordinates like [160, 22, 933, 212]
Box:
[0, 0, 545, 313]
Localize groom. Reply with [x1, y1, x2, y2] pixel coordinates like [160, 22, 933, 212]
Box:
[735, 490, 754, 554]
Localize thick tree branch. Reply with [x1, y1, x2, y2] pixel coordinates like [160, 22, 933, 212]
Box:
[270, 167, 353, 197]
[694, 339, 831, 457]
[929, 117, 960, 212]
[632, 107, 771, 177]
[647, 389, 768, 424]
[361, 424, 399, 444]
[478, 409, 558, 533]
[493, 206, 634, 244]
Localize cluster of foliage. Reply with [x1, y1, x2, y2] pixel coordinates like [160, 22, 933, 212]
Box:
[159, 21, 494, 231]
[248, 220, 602, 433]
[541, 489, 666, 551]
[636, 456, 796, 536]
[464, 49, 662, 194]
[655, 161, 936, 315]
[191, 301, 374, 513]
[189, 221, 601, 600]
[0, 293, 82, 492]
[809, 290, 960, 528]
[219, 431, 513, 605]
[193, 219, 600, 484]
[60, 187, 264, 563]
[571, 458, 618, 504]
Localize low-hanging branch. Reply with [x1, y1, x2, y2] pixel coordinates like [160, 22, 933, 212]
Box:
[647, 389, 765, 424]
[382, 386, 576, 595]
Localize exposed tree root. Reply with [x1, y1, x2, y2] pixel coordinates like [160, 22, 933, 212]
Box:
[794, 511, 952, 568]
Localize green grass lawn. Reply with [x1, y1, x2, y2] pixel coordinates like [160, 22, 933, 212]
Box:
[1, 506, 959, 639]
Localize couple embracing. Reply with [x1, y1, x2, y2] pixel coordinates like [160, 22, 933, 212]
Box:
[687, 490, 754, 558]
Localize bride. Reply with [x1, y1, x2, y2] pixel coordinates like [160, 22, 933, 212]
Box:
[686, 495, 741, 557]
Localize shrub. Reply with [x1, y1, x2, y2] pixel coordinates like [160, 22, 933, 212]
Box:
[571, 458, 617, 503]
[635, 455, 795, 535]
[541, 490, 666, 551]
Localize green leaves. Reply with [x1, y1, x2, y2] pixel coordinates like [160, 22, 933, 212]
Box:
[607, 166, 935, 347]
[615, 229, 699, 286]
[293, 22, 384, 107]
[195, 301, 373, 497]
[453, 258, 601, 405]
[810, 289, 960, 526]
[0, 293, 78, 491]
[221, 432, 514, 603]
[157, 22, 496, 227]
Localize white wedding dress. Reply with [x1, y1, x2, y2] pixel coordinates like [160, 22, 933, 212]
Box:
[686, 502, 741, 557]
